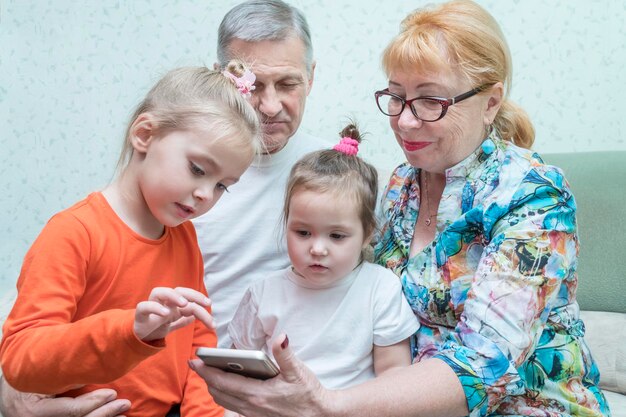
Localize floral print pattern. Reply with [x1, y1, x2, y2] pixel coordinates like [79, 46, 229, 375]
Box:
[375, 136, 610, 416]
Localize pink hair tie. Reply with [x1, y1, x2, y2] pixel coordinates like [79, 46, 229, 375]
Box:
[333, 137, 359, 156]
[223, 69, 256, 98]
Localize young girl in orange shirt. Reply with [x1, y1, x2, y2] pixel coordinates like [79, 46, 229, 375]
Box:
[1, 61, 262, 416]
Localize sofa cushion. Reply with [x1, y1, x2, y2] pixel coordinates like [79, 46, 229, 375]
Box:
[580, 310, 626, 395]
[543, 152, 626, 313]
[603, 389, 626, 417]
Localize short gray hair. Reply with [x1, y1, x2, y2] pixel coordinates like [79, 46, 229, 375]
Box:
[217, 0, 313, 75]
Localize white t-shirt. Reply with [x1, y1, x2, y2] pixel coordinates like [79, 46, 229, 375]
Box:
[193, 131, 330, 347]
[228, 262, 420, 389]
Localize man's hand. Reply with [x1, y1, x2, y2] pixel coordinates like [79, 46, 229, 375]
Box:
[0, 377, 131, 417]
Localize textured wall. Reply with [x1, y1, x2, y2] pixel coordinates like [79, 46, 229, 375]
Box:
[1, 0, 625, 297]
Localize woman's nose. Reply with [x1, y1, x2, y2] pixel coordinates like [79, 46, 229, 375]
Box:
[397, 105, 423, 130]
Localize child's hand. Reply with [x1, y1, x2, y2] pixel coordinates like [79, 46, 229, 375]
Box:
[134, 287, 214, 342]
[224, 409, 243, 417]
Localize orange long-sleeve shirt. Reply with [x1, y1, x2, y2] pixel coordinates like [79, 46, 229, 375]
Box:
[1, 192, 222, 417]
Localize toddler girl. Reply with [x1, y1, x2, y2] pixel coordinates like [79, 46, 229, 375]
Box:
[0, 62, 262, 416]
[228, 124, 419, 389]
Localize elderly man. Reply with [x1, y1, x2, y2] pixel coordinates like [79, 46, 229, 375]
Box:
[0, 1, 327, 416]
[194, 0, 329, 350]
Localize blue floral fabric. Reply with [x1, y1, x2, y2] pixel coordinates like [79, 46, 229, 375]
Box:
[374, 136, 610, 416]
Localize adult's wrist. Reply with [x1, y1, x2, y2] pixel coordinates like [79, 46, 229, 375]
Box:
[317, 387, 349, 417]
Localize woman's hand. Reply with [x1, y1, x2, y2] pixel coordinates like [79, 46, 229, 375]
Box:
[0, 377, 131, 417]
[189, 334, 332, 417]
[134, 287, 214, 342]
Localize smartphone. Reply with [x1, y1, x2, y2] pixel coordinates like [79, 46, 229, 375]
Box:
[196, 347, 280, 380]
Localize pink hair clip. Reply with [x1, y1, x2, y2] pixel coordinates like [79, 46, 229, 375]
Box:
[223, 69, 256, 98]
[333, 137, 359, 156]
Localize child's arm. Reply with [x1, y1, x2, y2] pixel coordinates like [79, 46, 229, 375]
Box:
[1, 306, 157, 394]
[370, 266, 420, 377]
[1, 285, 213, 396]
[179, 295, 224, 417]
[0, 214, 162, 394]
[373, 338, 412, 376]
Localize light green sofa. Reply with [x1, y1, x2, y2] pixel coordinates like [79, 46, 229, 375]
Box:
[543, 151, 626, 416]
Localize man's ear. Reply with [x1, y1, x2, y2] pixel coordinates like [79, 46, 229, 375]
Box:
[129, 113, 157, 154]
[484, 81, 504, 125]
[306, 60, 316, 96]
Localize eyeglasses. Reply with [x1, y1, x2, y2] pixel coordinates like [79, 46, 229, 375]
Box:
[374, 85, 491, 122]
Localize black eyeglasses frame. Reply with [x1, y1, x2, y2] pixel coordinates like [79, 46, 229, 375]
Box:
[374, 84, 492, 122]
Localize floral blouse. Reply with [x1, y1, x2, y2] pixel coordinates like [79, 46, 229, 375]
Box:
[374, 136, 610, 416]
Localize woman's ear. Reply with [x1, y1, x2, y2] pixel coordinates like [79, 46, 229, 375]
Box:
[484, 82, 504, 125]
[129, 113, 157, 154]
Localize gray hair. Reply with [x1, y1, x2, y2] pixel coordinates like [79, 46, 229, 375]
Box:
[217, 0, 314, 75]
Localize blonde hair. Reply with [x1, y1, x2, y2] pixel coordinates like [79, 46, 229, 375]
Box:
[116, 61, 262, 172]
[283, 124, 379, 239]
[382, 0, 534, 149]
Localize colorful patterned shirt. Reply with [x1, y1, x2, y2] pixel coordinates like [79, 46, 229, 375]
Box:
[375, 136, 610, 416]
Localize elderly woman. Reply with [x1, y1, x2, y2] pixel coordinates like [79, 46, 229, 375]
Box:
[191, 1, 610, 416]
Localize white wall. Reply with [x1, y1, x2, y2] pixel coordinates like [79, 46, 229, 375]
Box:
[1, 0, 625, 297]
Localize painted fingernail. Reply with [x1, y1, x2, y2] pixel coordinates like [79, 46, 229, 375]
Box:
[188, 359, 197, 370]
[281, 335, 289, 349]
